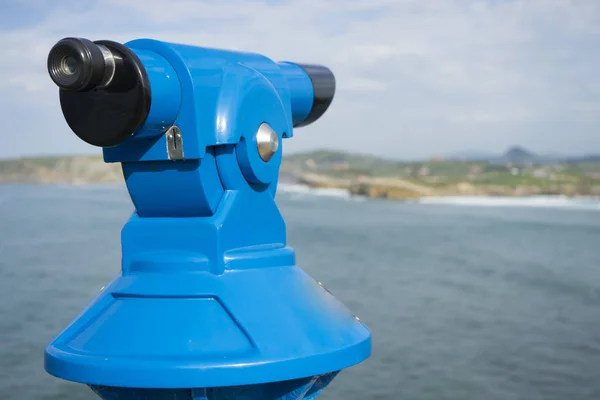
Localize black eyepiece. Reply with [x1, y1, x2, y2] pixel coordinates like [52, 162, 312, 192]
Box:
[293, 64, 336, 128]
[47, 38, 108, 91]
[47, 37, 151, 147]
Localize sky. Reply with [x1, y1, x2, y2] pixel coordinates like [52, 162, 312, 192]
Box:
[0, 0, 599, 160]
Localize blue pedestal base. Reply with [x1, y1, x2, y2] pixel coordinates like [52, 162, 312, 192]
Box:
[90, 372, 338, 400]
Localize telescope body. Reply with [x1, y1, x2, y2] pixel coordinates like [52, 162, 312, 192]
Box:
[44, 37, 371, 400]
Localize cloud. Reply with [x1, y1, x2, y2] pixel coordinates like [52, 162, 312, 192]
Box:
[0, 0, 599, 159]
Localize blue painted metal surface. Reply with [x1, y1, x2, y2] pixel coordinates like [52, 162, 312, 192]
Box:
[276, 62, 314, 126]
[44, 38, 371, 400]
[131, 49, 182, 139]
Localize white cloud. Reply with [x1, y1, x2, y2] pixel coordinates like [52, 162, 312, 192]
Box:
[0, 0, 599, 159]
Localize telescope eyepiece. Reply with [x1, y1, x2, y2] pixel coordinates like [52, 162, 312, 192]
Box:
[47, 37, 114, 91]
[48, 37, 152, 147]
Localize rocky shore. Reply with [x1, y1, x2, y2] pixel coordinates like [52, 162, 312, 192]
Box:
[295, 173, 600, 199]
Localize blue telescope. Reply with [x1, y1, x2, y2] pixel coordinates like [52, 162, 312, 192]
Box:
[44, 37, 371, 400]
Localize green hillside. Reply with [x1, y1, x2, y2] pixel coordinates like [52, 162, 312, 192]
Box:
[2, 149, 600, 198]
[281, 150, 600, 198]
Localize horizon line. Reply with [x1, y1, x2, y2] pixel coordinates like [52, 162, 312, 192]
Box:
[1, 145, 599, 163]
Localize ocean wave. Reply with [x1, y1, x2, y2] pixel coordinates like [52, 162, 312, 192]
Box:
[417, 196, 600, 210]
[277, 183, 364, 201]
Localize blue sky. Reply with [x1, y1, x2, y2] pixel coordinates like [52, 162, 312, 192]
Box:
[0, 0, 599, 160]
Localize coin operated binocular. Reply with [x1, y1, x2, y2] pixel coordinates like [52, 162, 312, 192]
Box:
[44, 37, 371, 400]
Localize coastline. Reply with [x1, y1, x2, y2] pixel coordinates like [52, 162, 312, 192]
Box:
[2, 150, 599, 200]
[276, 183, 600, 212]
[2, 174, 599, 201]
[3, 181, 599, 212]
[292, 172, 600, 200]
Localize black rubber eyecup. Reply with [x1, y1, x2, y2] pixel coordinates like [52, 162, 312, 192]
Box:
[57, 40, 151, 148]
[47, 37, 105, 91]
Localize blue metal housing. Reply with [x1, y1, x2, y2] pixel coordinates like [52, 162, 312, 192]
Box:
[45, 38, 371, 400]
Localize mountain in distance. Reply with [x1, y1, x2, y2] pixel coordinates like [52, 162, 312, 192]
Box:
[502, 146, 538, 164]
[448, 146, 537, 163]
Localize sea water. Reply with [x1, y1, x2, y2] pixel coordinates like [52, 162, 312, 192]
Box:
[0, 184, 599, 400]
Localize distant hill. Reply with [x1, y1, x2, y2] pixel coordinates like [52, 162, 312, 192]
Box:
[0, 155, 122, 184]
[1, 149, 599, 199]
[501, 146, 538, 164]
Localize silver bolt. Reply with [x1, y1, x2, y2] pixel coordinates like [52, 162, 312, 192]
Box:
[256, 123, 279, 162]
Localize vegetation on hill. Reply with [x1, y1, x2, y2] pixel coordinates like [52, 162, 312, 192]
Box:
[280, 149, 600, 198]
[1, 148, 600, 199]
[0, 155, 121, 184]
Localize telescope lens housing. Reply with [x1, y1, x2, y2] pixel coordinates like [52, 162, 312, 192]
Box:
[47, 37, 110, 91]
[279, 62, 336, 128]
[62, 56, 78, 75]
[294, 64, 335, 128]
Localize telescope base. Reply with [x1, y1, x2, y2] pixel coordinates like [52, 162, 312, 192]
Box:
[90, 372, 338, 400]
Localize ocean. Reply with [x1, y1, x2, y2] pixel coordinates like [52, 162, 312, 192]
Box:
[0, 184, 599, 400]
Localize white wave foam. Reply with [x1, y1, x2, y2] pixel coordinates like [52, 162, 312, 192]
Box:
[417, 196, 600, 211]
[277, 183, 357, 200]
[276, 183, 312, 194]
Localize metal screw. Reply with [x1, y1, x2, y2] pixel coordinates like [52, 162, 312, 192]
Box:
[256, 123, 279, 162]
